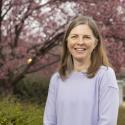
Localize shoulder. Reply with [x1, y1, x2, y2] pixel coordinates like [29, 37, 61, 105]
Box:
[50, 72, 60, 81]
[49, 72, 60, 87]
[96, 66, 118, 89]
[97, 65, 115, 77]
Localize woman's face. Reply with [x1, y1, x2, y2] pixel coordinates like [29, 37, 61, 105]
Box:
[67, 24, 97, 62]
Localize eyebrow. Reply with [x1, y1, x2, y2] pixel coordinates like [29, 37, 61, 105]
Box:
[70, 34, 91, 36]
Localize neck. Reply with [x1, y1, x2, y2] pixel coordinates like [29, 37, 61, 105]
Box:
[73, 59, 91, 72]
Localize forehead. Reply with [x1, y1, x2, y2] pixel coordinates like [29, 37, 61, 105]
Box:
[69, 24, 93, 35]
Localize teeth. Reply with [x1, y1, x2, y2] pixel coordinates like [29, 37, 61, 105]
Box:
[75, 48, 86, 51]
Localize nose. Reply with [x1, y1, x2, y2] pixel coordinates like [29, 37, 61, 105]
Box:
[77, 36, 84, 45]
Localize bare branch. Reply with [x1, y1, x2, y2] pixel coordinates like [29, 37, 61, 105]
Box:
[1, 0, 12, 20]
[27, 58, 60, 73]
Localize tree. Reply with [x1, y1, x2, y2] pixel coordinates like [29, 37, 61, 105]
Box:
[0, 0, 125, 94]
[0, 0, 66, 93]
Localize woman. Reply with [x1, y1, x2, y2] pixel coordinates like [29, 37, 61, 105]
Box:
[43, 16, 119, 125]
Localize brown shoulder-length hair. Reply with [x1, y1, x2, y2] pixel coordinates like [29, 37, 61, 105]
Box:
[59, 15, 111, 78]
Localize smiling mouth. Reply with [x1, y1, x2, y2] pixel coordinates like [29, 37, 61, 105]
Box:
[74, 48, 87, 52]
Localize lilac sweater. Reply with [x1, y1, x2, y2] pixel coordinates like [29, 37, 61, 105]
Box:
[43, 66, 119, 125]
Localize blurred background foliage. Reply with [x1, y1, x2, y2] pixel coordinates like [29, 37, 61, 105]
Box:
[14, 74, 49, 104]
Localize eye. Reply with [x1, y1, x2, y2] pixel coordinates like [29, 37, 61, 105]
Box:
[71, 35, 78, 39]
[84, 36, 91, 39]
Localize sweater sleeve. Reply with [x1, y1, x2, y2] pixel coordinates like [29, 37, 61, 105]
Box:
[43, 73, 58, 125]
[97, 67, 119, 125]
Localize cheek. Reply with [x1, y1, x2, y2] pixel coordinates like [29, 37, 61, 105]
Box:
[90, 40, 97, 49]
[67, 40, 74, 50]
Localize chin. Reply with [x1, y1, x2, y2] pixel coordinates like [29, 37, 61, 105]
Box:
[73, 56, 85, 61]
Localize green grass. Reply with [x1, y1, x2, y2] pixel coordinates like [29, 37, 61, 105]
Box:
[0, 97, 124, 125]
[0, 97, 43, 125]
[118, 106, 125, 125]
